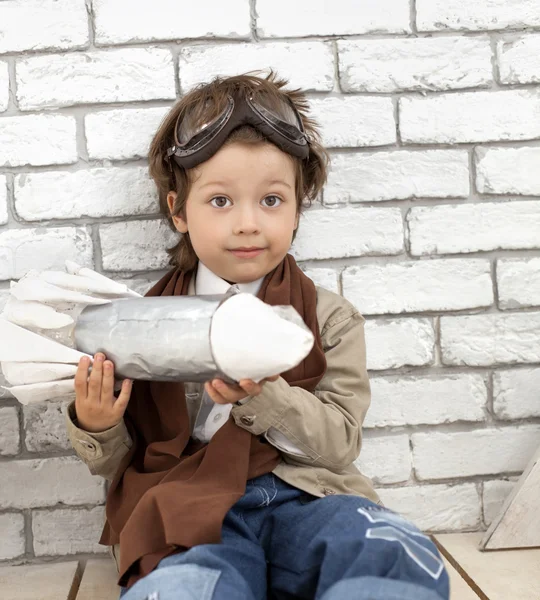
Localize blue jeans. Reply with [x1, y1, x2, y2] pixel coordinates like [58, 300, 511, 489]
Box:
[119, 473, 449, 600]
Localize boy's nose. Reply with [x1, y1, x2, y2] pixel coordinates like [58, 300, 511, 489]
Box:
[233, 206, 261, 235]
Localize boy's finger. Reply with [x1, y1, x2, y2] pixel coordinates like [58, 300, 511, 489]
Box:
[113, 379, 132, 416]
[211, 379, 245, 403]
[74, 357, 90, 399]
[239, 380, 262, 396]
[205, 381, 228, 405]
[87, 353, 104, 402]
[101, 360, 115, 404]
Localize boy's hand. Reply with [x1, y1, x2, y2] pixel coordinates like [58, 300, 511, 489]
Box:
[204, 375, 280, 405]
[74, 353, 132, 433]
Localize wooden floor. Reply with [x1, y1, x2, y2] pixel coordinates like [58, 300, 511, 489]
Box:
[0, 533, 538, 599]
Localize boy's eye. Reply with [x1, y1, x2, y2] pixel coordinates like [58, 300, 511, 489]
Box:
[210, 196, 232, 208]
[261, 195, 282, 208]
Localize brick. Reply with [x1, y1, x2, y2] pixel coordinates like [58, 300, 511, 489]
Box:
[355, 434, 411, 484]
[0, 115, 76, 167]
[343, 259, 492, 315]
[441, 313, 540, 366]
[100, 219, 178, 272]
[412, 426, 540, 480]
[0, 61, 8, 112]
[0, 406, 20, 456]
[257, 0, 410, 36]
[324, 150, 469, 204]
[94, 0, 250, 45]
[476, 147, 540, 196]
[400, 90, 540, 144]
[0, 0, 88, 54]
[364, 318, 435, 371]
[301, 268, 339, 294]
[180, 43, 334, 92]
[17, 49, 175, 111]
[493, 368, 540, 420]
[292, 207, 403, 261]
[408, 202, 540, 256]
[0, 513, 25, 560]
[86, 107, 170, 160]
[113, 276, 161, 297]
[0, 175, 7, 225]
[416, 0, 540, 31]
[309, 97, 395, 148]
[483, 480, 516, 526]
[0, 227, 93, 281]
[497, 258, 540, 309]
[15, 168, 159, 222]
[338, 37, 492, 93]
[365, 374, 486, 428]
[498, 34, 540, 85]
[32, 507, 107, 556]
[378, 484, 480, 532]
[23, 399, 72, 453]
[0, 457, 105, 509]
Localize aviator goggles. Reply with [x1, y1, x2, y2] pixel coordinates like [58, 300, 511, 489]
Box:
[166, 91, 310, 169]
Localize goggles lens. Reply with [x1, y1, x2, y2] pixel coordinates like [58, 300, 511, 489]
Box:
[247, 92, 307, 143]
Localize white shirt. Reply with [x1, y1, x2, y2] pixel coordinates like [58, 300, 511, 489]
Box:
[188, 262, 307, 456]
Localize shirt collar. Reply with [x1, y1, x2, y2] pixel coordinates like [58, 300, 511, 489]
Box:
[193, 261, 264, 296]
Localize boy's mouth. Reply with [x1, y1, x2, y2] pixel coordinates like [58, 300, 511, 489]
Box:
[229, 247, 265, 259]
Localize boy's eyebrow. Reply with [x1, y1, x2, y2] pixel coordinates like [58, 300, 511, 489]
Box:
[198, 179, 292, 190]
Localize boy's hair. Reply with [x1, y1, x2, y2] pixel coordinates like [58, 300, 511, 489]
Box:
[148, 70, 329, 271]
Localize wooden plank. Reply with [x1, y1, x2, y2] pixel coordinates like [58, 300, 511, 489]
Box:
[76, 559, 121, 600]
[481, 444, 540, 549]
[435, 532, 540, 600]
[0, 561, 81, 600]
[442, 556, 481, 599]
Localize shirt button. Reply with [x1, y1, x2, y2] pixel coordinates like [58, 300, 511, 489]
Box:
[322, 488, 336, 496]
[213, 413, 222, 423]
[240, 415, 255, 426]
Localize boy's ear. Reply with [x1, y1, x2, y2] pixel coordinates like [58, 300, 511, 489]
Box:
[167, 191, 188, 233]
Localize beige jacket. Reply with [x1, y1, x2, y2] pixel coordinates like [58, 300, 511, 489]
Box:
[65, 285, 381, 573]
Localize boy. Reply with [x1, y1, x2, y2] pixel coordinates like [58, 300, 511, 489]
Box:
[66, 71, 449, 600]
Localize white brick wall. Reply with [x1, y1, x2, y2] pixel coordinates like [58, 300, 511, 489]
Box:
[342, 259, 492, 315]
[400, 91, 540, 144]
[408, 202, 540, 255]
[497, 258, 540, 309]
[180, 43, 335, 92]
[0, 62, 9, 113]
[476, 147, 540, 196]
[324, 150, 469, 204]
[1, 0, 539, 564]
[416, 0, 540, 31]
[497, 34, 540, 85]
[93, 0, 251, 45]
[17, 49, 176, 110]
[338, 38, 492, 93]
[0, 0, 88, 54]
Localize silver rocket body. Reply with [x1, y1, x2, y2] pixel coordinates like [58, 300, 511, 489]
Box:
[74, 295, 232, 382]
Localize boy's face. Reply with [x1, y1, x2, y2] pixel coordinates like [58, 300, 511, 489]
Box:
[167, 142, 299, 284]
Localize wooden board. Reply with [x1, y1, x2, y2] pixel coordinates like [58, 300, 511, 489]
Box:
[0, 561, 80, 600]
[481, 444, 540, 550]
[441, 556, 480, 599]
[76, 559, 121, 600]
[435, 532, 540, 600]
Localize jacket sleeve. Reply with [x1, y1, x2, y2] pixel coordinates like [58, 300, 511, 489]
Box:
[64, 399, 133, 481]
[230, 303, 371, 472]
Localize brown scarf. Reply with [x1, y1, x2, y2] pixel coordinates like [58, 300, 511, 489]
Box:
[99, 254, 327, 589]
